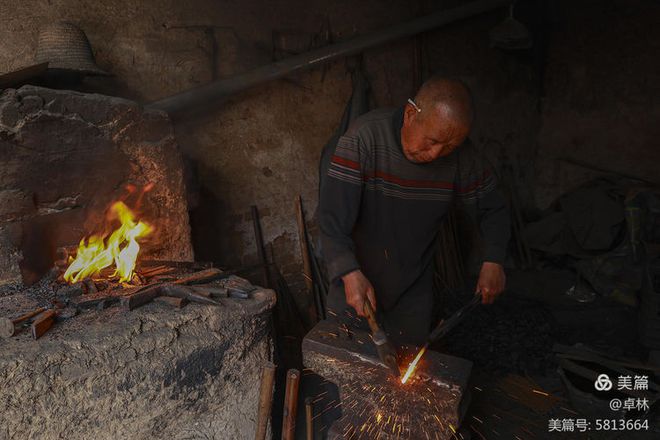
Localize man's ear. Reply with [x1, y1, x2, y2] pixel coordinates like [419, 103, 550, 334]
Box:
[403, 104, 417, 126]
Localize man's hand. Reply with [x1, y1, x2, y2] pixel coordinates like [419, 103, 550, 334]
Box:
[476, 262, 506, 304]
[341, 270, 377, 317]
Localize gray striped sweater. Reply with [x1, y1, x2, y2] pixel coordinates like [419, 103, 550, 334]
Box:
[319, 107, 510, 311]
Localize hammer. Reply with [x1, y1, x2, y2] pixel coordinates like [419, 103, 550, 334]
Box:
[1, 307, 46, 338]
[363, 301, 400, 377]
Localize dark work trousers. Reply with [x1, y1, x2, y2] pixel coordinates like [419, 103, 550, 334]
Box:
[325, 262, 435, 348]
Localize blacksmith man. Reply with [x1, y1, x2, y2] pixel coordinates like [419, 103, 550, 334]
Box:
[319, 77, 511, 346]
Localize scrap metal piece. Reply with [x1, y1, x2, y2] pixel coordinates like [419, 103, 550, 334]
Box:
[154, 296, 188, 309]
[303, 320, 472, 440]
[160, 285, 222, 306]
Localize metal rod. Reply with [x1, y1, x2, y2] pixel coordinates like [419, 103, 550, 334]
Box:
[295, 196, 314, 294]
[251, 205, 271, 288]
[149, 0, 508, 114]
[307, 239, 327, 317]
[295, 196, 318, 322]
[427, 294, 481, 344]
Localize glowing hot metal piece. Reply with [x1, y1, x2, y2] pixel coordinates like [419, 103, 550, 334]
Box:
[401, 344, 428, 384]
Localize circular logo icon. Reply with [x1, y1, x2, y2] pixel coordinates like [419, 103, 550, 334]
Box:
[594, 374, 613, 391]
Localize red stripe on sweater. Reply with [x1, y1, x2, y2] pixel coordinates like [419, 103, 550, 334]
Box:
[331, 155, 360, 170]
[332, 155, 491, 191]
[365, 171, 454, 189]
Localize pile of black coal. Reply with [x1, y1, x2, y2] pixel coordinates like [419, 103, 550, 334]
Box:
[438, 295, 555, 375]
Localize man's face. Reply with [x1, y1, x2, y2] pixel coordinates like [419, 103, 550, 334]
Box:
[401, 103, 470, 163]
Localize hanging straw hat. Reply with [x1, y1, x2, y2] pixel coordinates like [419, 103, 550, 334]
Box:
[35, 22, 110, 76]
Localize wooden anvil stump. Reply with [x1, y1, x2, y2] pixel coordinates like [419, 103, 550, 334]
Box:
[302, 320, 472, 439]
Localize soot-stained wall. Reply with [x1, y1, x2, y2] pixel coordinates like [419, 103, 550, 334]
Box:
[535, 0, 660, 208]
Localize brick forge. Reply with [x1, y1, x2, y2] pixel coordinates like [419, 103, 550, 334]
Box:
[302, 319, 473, 439]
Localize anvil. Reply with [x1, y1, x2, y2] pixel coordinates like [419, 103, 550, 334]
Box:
[302, 319, 473, 440]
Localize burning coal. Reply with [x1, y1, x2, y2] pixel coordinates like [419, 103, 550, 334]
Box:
[63, 201, 153, 284]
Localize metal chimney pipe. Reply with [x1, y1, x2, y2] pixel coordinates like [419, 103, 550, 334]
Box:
[149, 0, 509, 114]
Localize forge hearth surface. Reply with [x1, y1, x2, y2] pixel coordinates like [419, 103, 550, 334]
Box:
[0, 85, 193, 289]
[0, 285, 275, 440]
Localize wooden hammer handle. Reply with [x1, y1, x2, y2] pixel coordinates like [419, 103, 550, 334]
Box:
[254, 362, 276, 440]
[363, 301, 380, 334]
[13, 307, 47, 324]
[282, 369, 301, 440]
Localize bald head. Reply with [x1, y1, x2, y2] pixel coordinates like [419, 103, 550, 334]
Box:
[401, 77, 473, 163]
[414, 77, 473, 127]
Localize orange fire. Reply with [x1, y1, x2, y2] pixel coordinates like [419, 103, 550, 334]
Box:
[63, 201, 153, 284]
[401, 345, 427, 384]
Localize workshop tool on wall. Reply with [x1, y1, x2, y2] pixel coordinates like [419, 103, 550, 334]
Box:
[295, 196, 320, 323]
[251, 205, 272, 289]
[1, 307, 46, 338]
[307, 240, 327, 317]
[305, 397, 314, 440]
[363, 301, 401, 377]
[295, 195, 328, 322]
[281, 368, 300, 440]
[255, 362, 277, 440]
[402, 293, 482, 383]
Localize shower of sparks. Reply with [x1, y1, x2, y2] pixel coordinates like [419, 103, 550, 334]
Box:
[401, 344, 427, 384]
[308, 358, 462, 439]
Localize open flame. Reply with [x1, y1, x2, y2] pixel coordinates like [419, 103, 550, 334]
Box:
[401, 344, 427, 384]
[63, 201, 153, 284]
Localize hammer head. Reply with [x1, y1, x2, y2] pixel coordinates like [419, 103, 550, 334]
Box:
[372, 329, 401, 377]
